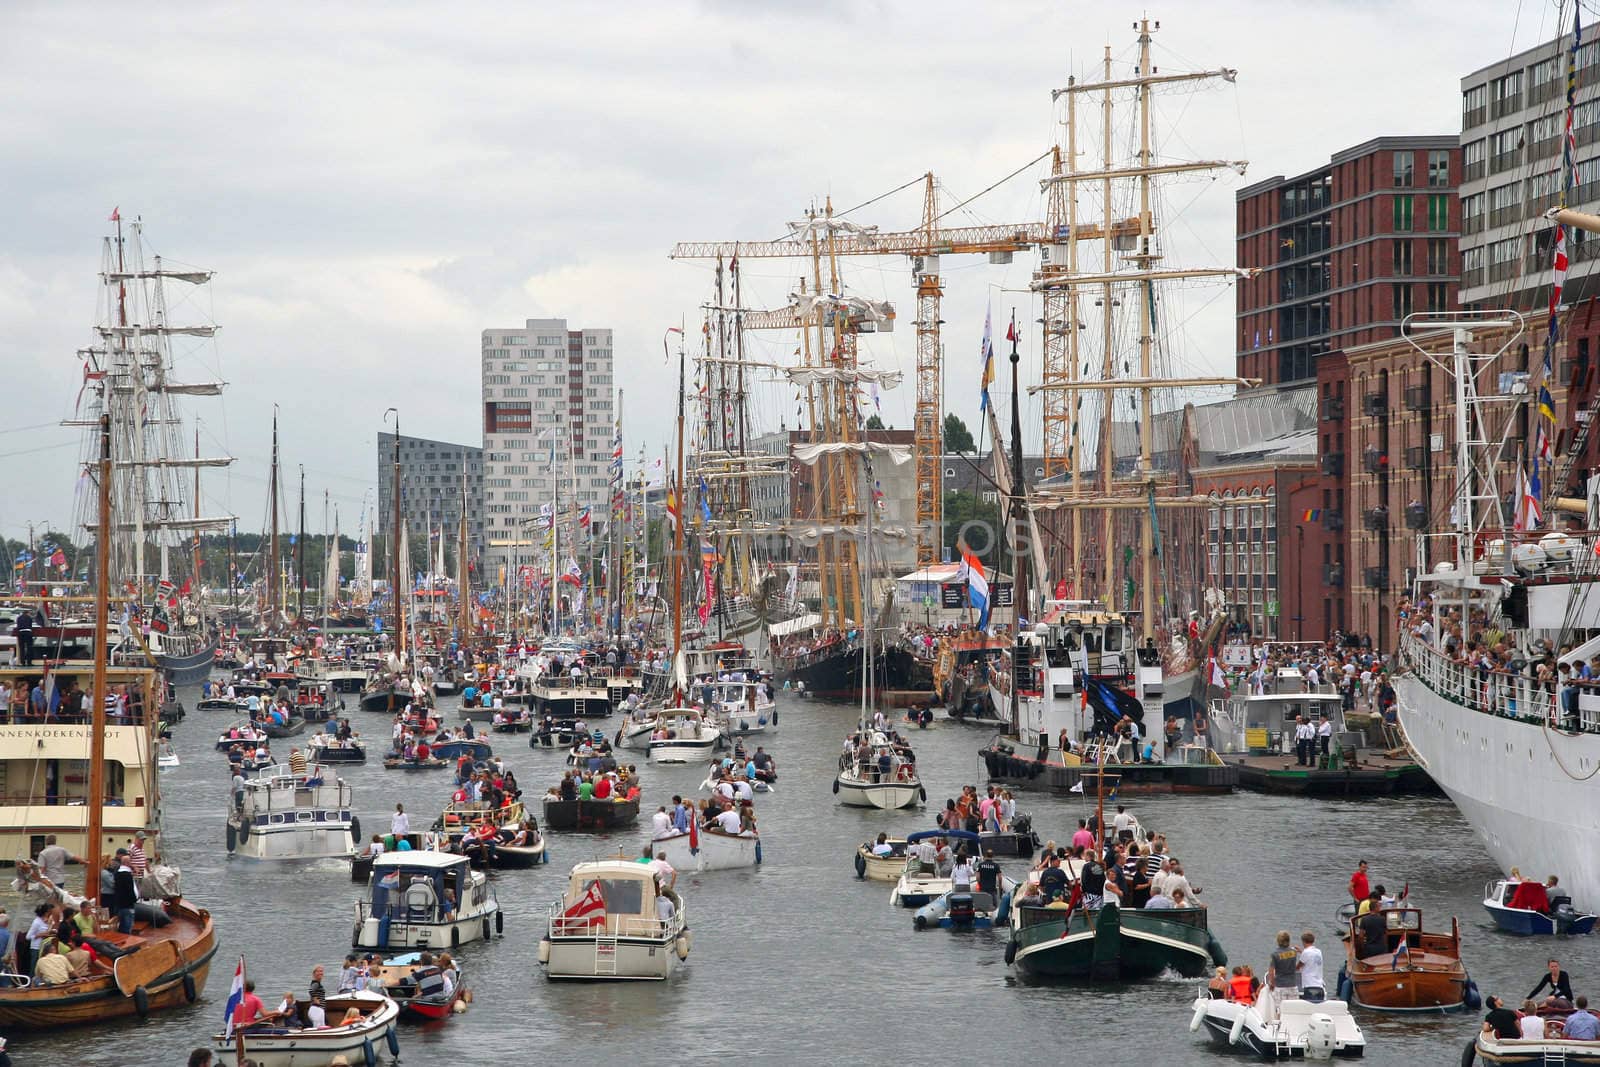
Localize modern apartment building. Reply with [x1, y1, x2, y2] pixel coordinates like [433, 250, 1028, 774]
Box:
[1459, 34, 1600, 311]
[375, 432, 484, 569]
[1236, 136, 1462, 387]
[480, 318, 616, 576]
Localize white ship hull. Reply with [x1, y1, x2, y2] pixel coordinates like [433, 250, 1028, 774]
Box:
[232, 823, 355, 861]
[648, 733, 719, 764]
[650, 828, 760, 871]
[835, 775, 921, 809]
[1396, 672, 1600, 904]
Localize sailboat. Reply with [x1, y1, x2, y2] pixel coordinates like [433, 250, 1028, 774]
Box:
[0, 413, 216, 1028]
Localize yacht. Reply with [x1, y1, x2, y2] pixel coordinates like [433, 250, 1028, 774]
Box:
[352, 851, 501, 951]
[539, 859, 688, 980]
[834, 729, 922, 809]
[226, 763, 356, 860]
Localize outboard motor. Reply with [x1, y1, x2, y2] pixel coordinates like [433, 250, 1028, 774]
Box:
[1551, 894, 1579, 934]
[1304, 1013, 1337, 1061]
[947, 892, 976, 926]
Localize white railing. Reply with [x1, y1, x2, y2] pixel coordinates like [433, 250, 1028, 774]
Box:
[546, 903, 681, 940]
[1402, 632, 1600, 734]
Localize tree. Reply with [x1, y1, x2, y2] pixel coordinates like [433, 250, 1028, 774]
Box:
[942, 489, 1002, 572]
[943, 413, 976, 454]
[864, 414, 885, 430]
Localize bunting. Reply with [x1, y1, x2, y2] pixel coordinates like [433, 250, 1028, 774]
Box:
[1541, 5, 1583, 385]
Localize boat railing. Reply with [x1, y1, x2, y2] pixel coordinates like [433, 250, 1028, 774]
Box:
[1402, 633, 1600, 734]
[546, 902, 682, 940]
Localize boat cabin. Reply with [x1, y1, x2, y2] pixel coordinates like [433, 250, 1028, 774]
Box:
[1222, 681, 1345, 757]
[363, 852, 484, 925]
[549, 860, 681, 940]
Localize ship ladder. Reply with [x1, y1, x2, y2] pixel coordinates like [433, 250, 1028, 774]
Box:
[1541, 1050, 1567, 1066]
[574, 698, 587, 720]
[1550, 396, 1597, 502]
[594, 935, 618, 976]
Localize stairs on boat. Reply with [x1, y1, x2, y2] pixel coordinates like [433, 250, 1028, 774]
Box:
[594, 935, 617, 976]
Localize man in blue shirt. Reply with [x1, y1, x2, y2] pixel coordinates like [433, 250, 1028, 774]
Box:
[671, 795, 690, 834]
[1565, 998, 1600, 1040]
[28, 684, 45, 722]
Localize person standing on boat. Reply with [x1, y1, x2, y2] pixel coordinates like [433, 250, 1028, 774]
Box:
[391, 803, 410, 838]
[1348, 860, 1370, 905]
[1296, 931, 1325, 1003]
[12, 613, 32, 668]
[1265, 931, 1299, 1009]
[110, 849, 138, 934]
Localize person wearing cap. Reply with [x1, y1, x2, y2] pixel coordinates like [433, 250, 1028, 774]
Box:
[126, 832, 149, 877]
[111, 848, 138, 933]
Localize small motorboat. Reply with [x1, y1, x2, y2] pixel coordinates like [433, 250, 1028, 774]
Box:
[913, 879, 1014, 930]
[431, 737, 492, 762]
[352, 851, 501, 951]
[890, 829, 985, 907]
[213, 989, 401, 1066]
[261, 714, 306, 739]
[197, 696, 249, 714]
[216, 722, 270, 751]
[650, 825, 762, 872]
[539, 859, 688, 980]
[647, 709, 722, 764]
[1483, 877, 1597, 936]
[383, 755, 449, 771]
[1190, 988, 1367, 1060]
[374, 952, 467, 1022]
[1336, 906, 1475, 1011]
[854, 837, 908, 881]
[307, 731, 367, 764]
[541, 795, 640, 832]
[157, 738, 180, 769]
[835, 729, 923, 810]
[980, 814, 1041, 859]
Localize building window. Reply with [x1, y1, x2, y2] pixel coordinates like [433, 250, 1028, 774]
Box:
[1393, 196, 1414, 232]
[1392, 241, 1412, 276]
[1427, 150, 1450, 187]
[1392, 284, 1414, 319]
[1427, 283, 1451, 312]
[1463, 84, 1488, 123]
[1426, 195, 1449, 232]
[1393, 152, 1414, 188]
[1427, 237, 1452, 275]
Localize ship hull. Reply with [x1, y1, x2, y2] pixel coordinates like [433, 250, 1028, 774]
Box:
[1396, 672, 1600, 905]
[159, 638, 218, 686]
[779, 646, 920, 701]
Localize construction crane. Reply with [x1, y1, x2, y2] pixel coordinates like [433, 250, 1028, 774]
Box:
[672, 174, 1138, 567]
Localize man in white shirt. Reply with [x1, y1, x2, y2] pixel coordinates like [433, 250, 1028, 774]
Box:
[733, 779, 754, 803]
[648, 852, 676, 890]
[714, 807, 742, 835]
[911, 837, 937, 870]
[1111, 805, 1135, 840]
[870, 833, 894, 857]
[1297, 931, 1325, 1002]
[651, 806, 673, 839]
[1293, 716, 1315, 767]
[1317, 714, 1334, 762]
[391, 803, 410, 837]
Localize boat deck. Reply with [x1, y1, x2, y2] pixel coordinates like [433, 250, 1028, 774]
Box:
[1226, 750, 1437, 796]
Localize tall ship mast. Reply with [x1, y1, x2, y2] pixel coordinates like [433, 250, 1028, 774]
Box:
[71, 214, 233, 684]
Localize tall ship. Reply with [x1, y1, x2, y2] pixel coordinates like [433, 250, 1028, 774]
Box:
[71, 213, 233, 682]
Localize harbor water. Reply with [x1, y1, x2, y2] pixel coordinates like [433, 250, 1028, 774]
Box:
[14, 688, 1595, 1066]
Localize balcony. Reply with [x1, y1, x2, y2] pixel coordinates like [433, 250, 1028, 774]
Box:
[1363, 392, 1388, 417]
[1405, 502, 1429, 530]
[1364, 566, 1390, 589]
[1320, 396, 1345, 421]
[1363, 507, 1390, 532]
[1463, 107, 1487, 131]
[1321, 509, 1345, 532]
[1321, 452, 1345, 477]
[1323, 564, 1345, 587]
[1363, 448, 1389, 474]
[1405, 445, 1427, 470]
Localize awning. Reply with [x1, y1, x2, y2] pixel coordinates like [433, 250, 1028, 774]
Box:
[769, 613, 822, 638]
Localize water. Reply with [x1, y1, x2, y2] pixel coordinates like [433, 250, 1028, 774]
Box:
[14, 688, 1597, 1066]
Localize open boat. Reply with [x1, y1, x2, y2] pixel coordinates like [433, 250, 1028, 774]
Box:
[1483, 878, 1597, 936]
[649, 824, 761, 872]
[890, 829, 982, 907]
[1472, 1007, 1600, 1064]
[542, 795, 640, 832]
[854, 838, 908, 881]
[1190, 987, 1367, 1059]
[647, 708, 721, 764]
[306, 731, 366, 764]
[1006, 897, 1224, 980]
[1335, 906, 1472, 1012]
[213, 988, 400, 1066]
[373, 953, 466, 1022]
[539, 859, 689, 980]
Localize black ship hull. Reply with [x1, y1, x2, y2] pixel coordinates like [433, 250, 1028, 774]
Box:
[778, 645, 920, 701]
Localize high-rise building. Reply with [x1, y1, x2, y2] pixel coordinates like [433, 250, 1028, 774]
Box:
[375, 432, 483, 567]
[480, 318, 615, 576]
[1236, 136, 1462, 386]
[1459, 35, 1600, 311]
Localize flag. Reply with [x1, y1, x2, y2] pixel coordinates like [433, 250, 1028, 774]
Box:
[578, 506, 592, 532]
[645, 457, 666, 489]
[178, 578, 192, 597]
[1515, 462, 1543, 531]
[157, 578, 175, 597]
[222, 956, 246, 1039]
[957, 548, 990, 630]
[697, 475, 713, 524]
[1302, 508, 1322, 523]
[49, 549, 66, 571]
[1209, 653, 1226, 691]
[978, 299, 995, 411]
[1538, 386, 1556, 423]
[561, 557, 582, 586]
[1536, 422, 1554, 465]
[1005, 313, 1019, 345]
[109, 206, 120, 222]
[698, 541, 717, 625]
[1390, 939, 1411, 967]
[1085, 675, 1145, 730]
[561, 880, 607, 930]
[665, 487, 680, 531]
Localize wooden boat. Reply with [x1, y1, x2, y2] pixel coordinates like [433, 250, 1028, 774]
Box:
[854, 838, 908, 881]
[372, 954, 466, 1022]
[542, 796, 640, 832]
[430, 738, 491, 761]
[359, 684, 410, 713]
[1336, 906, 1471, 1012]
[383, 756, 448, 771]
[213, 988, 400, 1065]
[650, 826, 761, 872]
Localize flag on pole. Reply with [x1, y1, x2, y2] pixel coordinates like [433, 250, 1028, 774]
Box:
[697, 475, 713, 524]
[561, 880, 607, 930]
[665, 487, 680, 531]
[1537, 422, 1554, 465]
[1538, 385, 1557, 423]
[1542, 5, 1584, 382]
[956, 548, 990, 629]
[1209, 653, 1226, 690]
[1005, 312, 1019, 345]
[1515, 462, 1543, 531]
[223, 956, 246, 1038]
[978, 299, 995, 411]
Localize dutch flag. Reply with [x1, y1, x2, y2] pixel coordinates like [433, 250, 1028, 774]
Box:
[223, 955, 246, 1038]
[958, 549, 990, 631]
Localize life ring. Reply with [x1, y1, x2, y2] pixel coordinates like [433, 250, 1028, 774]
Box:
[1190, 1001, 1207, 1032]
[350, 815, 361, 843]
[183, 972, 198, 1003]
[1228, 1009, 1246, 1045]
[132, 984, 150, 1018]
[495, 911, 504, 935]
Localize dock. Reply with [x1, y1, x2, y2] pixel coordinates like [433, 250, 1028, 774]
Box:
[1225, 751, 1436, 796]
[980, 747, 1237, 795]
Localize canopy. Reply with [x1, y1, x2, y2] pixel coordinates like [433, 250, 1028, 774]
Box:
[907, 828, 982, 844]
[769, 613, 821, 638]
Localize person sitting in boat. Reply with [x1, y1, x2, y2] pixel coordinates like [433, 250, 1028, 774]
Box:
[1509, 877, 1553, 913]
[1563, 997, 1600, 1041]
[1529, 958, 1575, 1006]
[1227, 965, 1255, 1004]
[870, 833, 894, 858]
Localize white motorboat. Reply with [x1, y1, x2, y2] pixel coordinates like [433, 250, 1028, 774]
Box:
[887, 830, 983, 906]
[226, 763, 356, 860]
[650, 825, 762, 872]
[540, 859, 690, 980]
[647, 709, 721, 764]
[1191, 989, 1366, 1060]
[614, 710, 659, 751]
[710, 679, 777, 739]
[214, 989, 400, 1066]
[352, 851, 501, 951]
[834, 729, 922, 810]
[157, 738, 180, 768]
[698, 771, 772, 797]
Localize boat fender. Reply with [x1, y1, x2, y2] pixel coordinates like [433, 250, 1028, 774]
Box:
[482, 918, 492, 942]
[495, 911, 504, 935]
[1189, 1001, 1207, 1032]
[386, 1024, 401, 1057]
[995, 890, 1011, 925]
[1004, 939, 1018, 965]
[538, 938, 551, 965]
[754, 838, 763, 865]
[1337, 972, 1353, 1004]
[675, 932, 691, 960]
[832, 779, 839, 795]
[350, 815, 361, 843]
[771, 707, 778, 725]
[1464, 977, 1481, 1010]
[1459, 1038, 1478, 1067]
[914, 914, 928, 930]
[363, 1037, 377, 1067]
[854, 852, 867, 879]
[132, 984, 150, 1018]
[451, 926, 461, 948]
[238, 817, 250, 843]
[226, 822, 237, 854]
[183, 972, 198, 1003]
[1228, 1009, 1246, 1046]
[919, 786, 927, 803]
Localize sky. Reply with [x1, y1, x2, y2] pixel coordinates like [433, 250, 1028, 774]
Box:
[0, 0, 1567, 541]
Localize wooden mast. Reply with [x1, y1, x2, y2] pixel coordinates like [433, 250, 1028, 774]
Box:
[86, 412, 112, 896]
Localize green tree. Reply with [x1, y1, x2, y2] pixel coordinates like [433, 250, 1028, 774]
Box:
[942, 489, 1002, 572]
[865, 414, 885, 430]
[943, 413, 976, 454]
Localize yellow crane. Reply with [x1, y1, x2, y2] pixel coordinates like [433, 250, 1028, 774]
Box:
[672, 174, 1138, 567]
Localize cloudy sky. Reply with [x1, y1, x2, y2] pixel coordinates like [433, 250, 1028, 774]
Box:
[0, 0, 1562, 540]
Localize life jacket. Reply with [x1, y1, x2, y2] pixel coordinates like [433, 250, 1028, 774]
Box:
[1229, 975, 1254, 1002]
